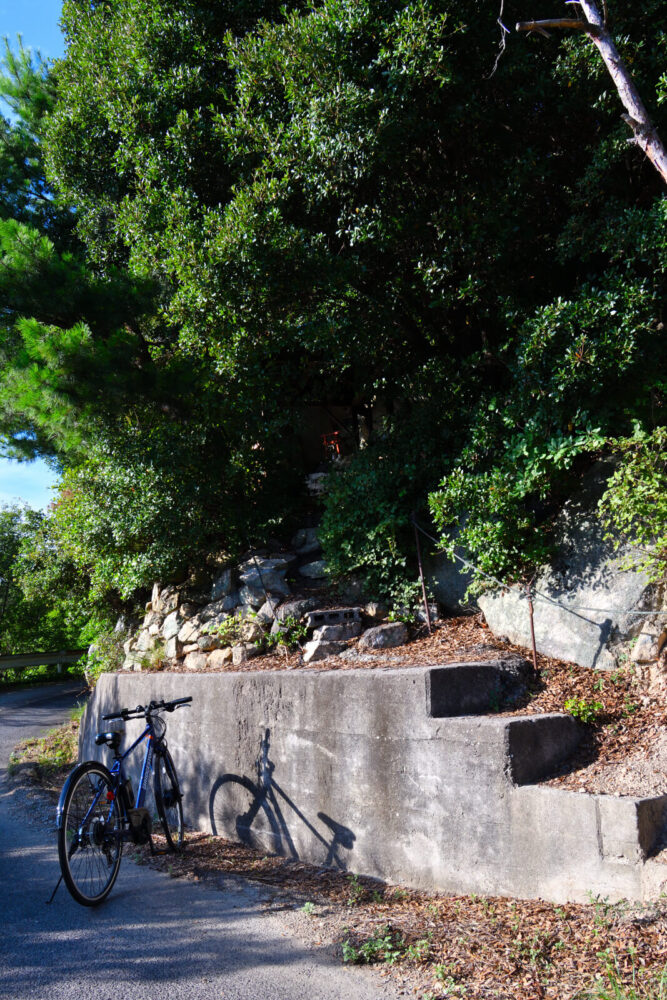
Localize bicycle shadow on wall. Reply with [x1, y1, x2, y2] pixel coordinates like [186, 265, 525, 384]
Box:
[208, 728, 356, 869]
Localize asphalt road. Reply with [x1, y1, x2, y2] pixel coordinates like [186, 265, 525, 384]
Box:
[0, 682, 401, 1000]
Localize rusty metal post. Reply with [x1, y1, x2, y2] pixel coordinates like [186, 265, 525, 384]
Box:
[526, 581, 538, 672]
[412, 513, 432, 634]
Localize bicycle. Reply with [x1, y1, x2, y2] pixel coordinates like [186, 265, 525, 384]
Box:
[55, 695, 192, 906]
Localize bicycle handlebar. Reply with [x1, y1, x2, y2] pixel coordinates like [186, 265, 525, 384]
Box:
[102, 696, 192, 721]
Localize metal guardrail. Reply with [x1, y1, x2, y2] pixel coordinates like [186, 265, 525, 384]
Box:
[0, 649, 87, 673]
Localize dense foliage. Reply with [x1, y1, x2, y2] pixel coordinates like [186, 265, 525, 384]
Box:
[0, 504, 97, 654]
[0, 0, 665, 629]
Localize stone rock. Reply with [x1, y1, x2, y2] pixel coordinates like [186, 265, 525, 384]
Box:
[123, 638, 135, 656]
[423, 535, 476, 613]
[275, 598, 319, 622]
[416, 602, 440, 624]
[148, 623, 160, 637]
[299, 559, 328, 579]
[364, 602, 388, 621]
[358, 622, 409, 650]
[153, 585, 179, 616]
[291, 528, 321, 556]
[161, 610, 182, 641]
[302, 639, 346, 663]
[232, 643, 261, 666]
[145, 601, 153, 613]
[238, 585, 267, 609]
[165, 636, 183, 659]
[198, 633, 221, 652]
[180, 602, 200, 620]
[339, 577, 366, 603]
[256, 597, 282, 624]
[183, 651, 208, 671]
[142, 610, 162, 630]
[478, 466, 656, 670]
[240, 619, 265, 643]
[207, 647, 233, 669]
[200, 595, 239, 623]
[122, 654, 143, 672]
[135, 630, 154, 652]
[177, 619, 200, 644]
[238, 556, 291, 596]
[182, 643, 200, 654]
[631, 621, 667, 664]
[211, 568, 234, 601]
[313, 622, 363, 642]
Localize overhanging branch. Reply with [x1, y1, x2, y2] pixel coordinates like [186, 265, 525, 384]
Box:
[516, 1, 667, 184]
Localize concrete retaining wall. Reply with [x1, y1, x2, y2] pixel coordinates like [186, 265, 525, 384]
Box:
[81, 668, 667, 903]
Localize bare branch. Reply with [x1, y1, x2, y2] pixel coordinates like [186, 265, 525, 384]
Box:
[488, 0, 510, 78]
[515, 18, 600, 36]
[516, 0, 667, 184]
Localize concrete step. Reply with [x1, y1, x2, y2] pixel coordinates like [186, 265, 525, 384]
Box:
[427, 659, 532, 717]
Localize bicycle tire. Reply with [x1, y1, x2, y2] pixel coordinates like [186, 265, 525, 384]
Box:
[153, 749, 184, 852]
[57, 760, 123, 906]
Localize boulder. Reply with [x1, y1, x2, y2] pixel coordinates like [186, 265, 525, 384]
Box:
[183, 651, 208, 671]
[165, 636, 183, 659]
[177, 618, 200, 644]
[207, 647, 233, 669]
[424, 547, 476, 613]
[232, 643, 261, 666]
[152, 585, 179, 616]
[275, 598, 319, 622]
[179, 602, 200, 620]
[161, 611, 182, 641]
[358, 622, 409, 650]
[313, 622, 363, 642]
[240, 619, 265, 644]
[211, 568, 234, 601]
[200, 595, 239, 623]
[135, 630, 154, 652]
[256, 596, 283, 623]
[302, 639, 346, 663]
[299, 560, 328, 579]
[291, 527, 321, 556]
[238, 556, 291, 595]
[478, 477, 655, 671]
[198, 633, 221, 652]
[238, 585, 267, 609]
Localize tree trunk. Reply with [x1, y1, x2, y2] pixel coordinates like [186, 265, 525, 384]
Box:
[517, 1, 667, 184]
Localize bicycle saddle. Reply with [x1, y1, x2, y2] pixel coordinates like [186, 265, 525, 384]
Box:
[94, 731, 122, 751]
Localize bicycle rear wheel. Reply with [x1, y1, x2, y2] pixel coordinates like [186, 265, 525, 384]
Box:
[153, 750, 183, 852]
[57, 761, 123, 906]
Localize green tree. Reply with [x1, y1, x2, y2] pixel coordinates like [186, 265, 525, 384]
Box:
[0, 504, 93, 654]
[28, 1, 667, 596]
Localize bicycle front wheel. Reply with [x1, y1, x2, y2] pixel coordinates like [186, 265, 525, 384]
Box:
[153, 750, 184, 852]
[57, 761, 123, 906]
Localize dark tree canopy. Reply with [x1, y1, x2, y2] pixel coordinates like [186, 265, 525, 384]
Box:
[0, 0, 664, 609]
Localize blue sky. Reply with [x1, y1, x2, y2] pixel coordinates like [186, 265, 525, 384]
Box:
[0, 1, 64, 510]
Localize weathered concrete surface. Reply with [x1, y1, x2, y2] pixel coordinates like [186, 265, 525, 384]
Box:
[81, 668, 667, 904]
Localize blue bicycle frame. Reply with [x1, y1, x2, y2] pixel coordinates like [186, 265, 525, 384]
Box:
[110, 721, 156, 811]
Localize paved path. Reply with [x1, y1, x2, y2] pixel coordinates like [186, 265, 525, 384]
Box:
[0, 683, 401, 1000]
